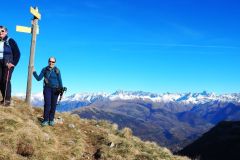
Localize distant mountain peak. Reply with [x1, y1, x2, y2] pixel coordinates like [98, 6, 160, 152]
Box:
[15, 91, 240, 110]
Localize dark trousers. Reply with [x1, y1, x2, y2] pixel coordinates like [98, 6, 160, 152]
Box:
[43, 87, 59, 121]
[0, 60, 14, 101]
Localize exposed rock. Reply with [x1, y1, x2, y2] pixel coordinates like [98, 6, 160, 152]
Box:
[68, 124, 75, 128]
[43, 133, 50, 141]
[109, 142, 115, 148]
[55, 117, 64, 124]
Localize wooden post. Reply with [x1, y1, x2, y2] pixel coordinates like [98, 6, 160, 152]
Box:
[17, 6, 41, 106]
[25, 17, 38, 105]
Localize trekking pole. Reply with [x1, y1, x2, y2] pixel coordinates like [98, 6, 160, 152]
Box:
[57, 91, 64, 105]
[57, 87, 67, 105]
[3, 68, 10, 106]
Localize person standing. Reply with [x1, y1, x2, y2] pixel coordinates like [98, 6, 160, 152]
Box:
[33, 57, 63, 126]
[0, 26, 21, 106]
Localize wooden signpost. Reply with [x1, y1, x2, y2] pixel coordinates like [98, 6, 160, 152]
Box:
[16, 7, 41, 106]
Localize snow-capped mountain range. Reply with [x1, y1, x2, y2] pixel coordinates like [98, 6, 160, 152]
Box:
[15, 90, 240, 108]
[71, 91, 240, 151]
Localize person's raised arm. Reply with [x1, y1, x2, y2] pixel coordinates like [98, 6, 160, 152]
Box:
[33, 68, 45, 81]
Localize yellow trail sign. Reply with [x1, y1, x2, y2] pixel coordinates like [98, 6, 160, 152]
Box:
[30, 7, 41, 19]
[16, 25, 32, 33]
[16, 25, 39, 34]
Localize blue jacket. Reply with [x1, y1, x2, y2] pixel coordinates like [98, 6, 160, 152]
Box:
[33, 66, 63, 88]
[2, 36, 21, 66]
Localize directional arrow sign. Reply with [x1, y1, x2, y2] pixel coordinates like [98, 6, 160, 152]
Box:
[16, 25, 32, 33]
[16, 25, 39, 34]
[30, 7, 41, 19]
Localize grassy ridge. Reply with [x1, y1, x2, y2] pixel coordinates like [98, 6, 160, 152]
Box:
[0, 99, 189, 160]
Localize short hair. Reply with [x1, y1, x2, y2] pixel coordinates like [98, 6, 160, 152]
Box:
[48, 56, 56, 62]
[0, 26, 8, 32]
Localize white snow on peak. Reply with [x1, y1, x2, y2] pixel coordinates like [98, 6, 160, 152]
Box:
[63, 92, 110, 102]
[14, 91, 240, 105]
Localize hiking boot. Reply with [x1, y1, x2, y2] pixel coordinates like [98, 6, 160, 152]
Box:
[0, 100, 4, 105]
[41, 121, 49, 127]
[49, 121, 55, 126]
[4, 101, 11, 107]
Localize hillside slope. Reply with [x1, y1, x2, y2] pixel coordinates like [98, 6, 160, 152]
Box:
[73, 100, 211, 151]
[0, 99, 188, 160]
[177, 121, 240, 160]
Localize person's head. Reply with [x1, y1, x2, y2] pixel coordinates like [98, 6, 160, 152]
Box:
[0, 26, 8, 40]
[48, 57, 56, 68]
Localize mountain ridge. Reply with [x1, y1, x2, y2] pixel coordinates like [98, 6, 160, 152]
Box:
[15, 90, 240, 111]
[71, 98, 240, 151]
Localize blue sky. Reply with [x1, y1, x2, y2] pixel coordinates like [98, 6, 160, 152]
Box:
[1, 0, 240, 95]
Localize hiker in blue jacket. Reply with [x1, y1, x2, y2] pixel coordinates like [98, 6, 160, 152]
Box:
[33, 57, 63, 126]
[0, 26, 21, 106]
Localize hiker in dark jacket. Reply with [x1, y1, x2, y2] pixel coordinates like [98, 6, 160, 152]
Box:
[33, 57, 63, 126]
[0, 25, 21, 106]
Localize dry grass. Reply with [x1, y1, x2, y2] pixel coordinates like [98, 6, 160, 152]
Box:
[0, 98, 190, 160]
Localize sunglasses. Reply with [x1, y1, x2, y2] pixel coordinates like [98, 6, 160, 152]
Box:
[49, 61, 55, 63]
